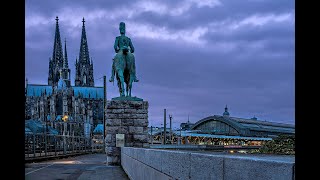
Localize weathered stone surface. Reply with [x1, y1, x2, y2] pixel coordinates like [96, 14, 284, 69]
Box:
[118, 126, 129, 134]
[143, 127, 148, 134]
[129, 126, 144, 134]
[106, 100, 149, 165]
[133, 142, 143, 147]
[121, 147, 295, 180]
[125, 142, 134, 147]
[106, 118, 121, 126]
[106, 141, 116, 147]
[224, 157, 294, 180]
[161, 150, 191, 180]
[107, 147, 120, 156]
[106, 126, 120, 134]
[125, 134, 134, 143]
[105, 134, 115, 143]
[190, 153, 223, 180]
[143, 143, 150, 148]
[107, 155, 120, 166]
[108, 113, 147, 119]
[124, 109, 137, 113]
[107, 100, 148, 109]
[134, 119, 148, 126]
[136, 114, 148, 119]
[133, 135, 148, 143]
[122, 119, 134, 126]
[136, 109, 148, 114]
[107, 108, 124, 114]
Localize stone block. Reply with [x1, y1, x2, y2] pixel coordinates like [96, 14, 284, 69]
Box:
[144, 149, 162, 170]
[105, 134, 113, 143]
[136, 114, 148, 119]
[224, 156, 295, 180]
[106, 126, 119, 134]
[106, 141, 116, 147]
[129, 126, 144, 134]
[107, 101, 130, 109]
[125, 142, 134, 147]
[190, 153, 223, 180]
[106, 118, 121, 126]
[118, 126, 129, 134]
[161, 150, 191, 180]
[125, 134, 134, 143]
[134, 142, 143, 147]
[137, 109, 148, 114]
[107, 108, 124, 114]
[143, 127, 149, 134]
[122, 118, 134, 126]
[134, 119, 148, 127]
[136, 148, 147, 164]
[106, 147, 120, 156]
[132, 147, 139, 159]
[107, 155, 120, 165]
[124, 109, 137, 113]
[134, 134, 148, 143]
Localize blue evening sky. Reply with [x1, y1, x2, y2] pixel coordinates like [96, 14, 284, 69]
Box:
[25, 0, 295, 128]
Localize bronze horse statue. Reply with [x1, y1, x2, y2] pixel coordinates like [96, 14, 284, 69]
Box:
[109, 22, 139, 97]
[111, 48, 135, 97]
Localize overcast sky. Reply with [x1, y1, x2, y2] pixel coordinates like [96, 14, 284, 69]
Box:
[25, 0, 295, 128]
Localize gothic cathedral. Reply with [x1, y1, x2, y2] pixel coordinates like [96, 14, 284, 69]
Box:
[25, 17, 103, 136]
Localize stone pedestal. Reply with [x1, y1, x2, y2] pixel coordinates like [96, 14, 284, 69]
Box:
[105, 99, 149, 165]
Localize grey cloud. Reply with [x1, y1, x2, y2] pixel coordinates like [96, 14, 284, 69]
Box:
[25, 0, 295, 127]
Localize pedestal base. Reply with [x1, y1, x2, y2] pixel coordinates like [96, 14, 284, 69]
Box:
[105, 99, 149, 165]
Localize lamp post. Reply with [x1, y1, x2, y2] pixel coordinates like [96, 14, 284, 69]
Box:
[150, 126, 153, 145]
[169, 114, 172, 144]
[161, 123, 168, 145]
[163, 109, 166, 145]
[62, 115, 68, 155]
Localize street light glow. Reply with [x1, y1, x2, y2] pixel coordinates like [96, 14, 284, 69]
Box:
[62, 115, 69, 122]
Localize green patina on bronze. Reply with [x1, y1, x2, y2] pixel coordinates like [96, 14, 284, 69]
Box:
[109, 22, 140, 99]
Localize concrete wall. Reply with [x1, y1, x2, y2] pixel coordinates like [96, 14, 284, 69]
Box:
[121, 147, 295, 180]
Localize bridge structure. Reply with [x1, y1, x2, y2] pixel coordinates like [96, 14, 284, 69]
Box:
[25, 133, 103, 162]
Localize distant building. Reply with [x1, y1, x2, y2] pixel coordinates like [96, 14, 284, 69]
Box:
[25, 17, 104, 136]
[180, 115, 194, 130]
[152, 106, 295, 146]
[191, 105, 295, 138]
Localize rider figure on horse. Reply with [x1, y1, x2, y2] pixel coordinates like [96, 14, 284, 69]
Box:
[109, 22, 139, 83]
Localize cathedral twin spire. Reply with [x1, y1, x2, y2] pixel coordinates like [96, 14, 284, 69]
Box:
[48, 16, 94, 87]
[75, 17, 94, 87]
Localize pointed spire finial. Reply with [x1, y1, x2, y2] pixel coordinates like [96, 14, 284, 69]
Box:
[63, 38, 69, 69]
[223, 105, 230, 116]
[56, 16, 59, 23]
[82, 17, 85, 26]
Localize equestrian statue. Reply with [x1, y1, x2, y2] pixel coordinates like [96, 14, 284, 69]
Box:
[109, 22, 139, 98]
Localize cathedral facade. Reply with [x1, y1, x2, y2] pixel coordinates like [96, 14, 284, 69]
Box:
[25, 17, 104, 136]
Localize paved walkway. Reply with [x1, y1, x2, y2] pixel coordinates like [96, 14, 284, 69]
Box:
[25, 153, 129, 180]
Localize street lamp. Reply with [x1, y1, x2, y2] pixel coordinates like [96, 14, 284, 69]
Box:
[62, 115, 69, 135]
